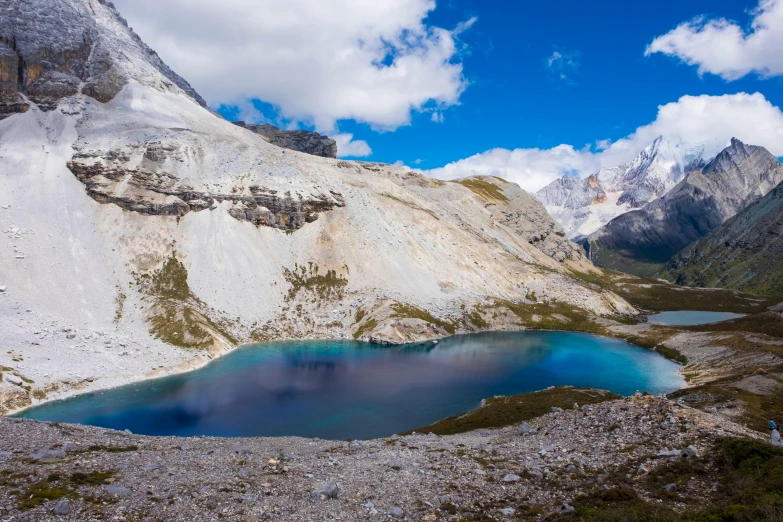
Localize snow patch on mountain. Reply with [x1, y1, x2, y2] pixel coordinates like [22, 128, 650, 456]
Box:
[536, 136, 706, 238]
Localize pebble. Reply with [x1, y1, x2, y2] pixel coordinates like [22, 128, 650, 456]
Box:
[311, 483, 339, 500]
[517, 421, 532, 436]
[4, 374, 23, 386]
[388, 506, 405, 518]
[104, 485, 132, 497]
[683, 445, 698, 458]
[499, 507, 515, 516]
[30, 448, 67, 461]
[663, 483, 678, 492]
[558, 503, 575, 515]
[53, 499, 70, 516]
[502, 474, 521, 482]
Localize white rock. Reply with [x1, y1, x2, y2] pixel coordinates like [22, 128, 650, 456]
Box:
[4, 374, 23, 386]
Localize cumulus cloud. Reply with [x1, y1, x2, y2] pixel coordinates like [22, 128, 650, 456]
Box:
[333, 134, 372, 158]
[113, 0, 471, 137]
[646, 0, 783, 80]
[427, 92, 783, 192]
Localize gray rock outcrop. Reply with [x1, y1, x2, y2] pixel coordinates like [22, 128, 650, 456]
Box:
[0, 0, 205, 118]
[587, 139, 783, 276]
[66, 144, 345, 232]
[233, 122, 338, 158]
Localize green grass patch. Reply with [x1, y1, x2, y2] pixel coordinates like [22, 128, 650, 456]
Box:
[150, 254, 191, 301]
[18, 476, 78, 510]
[570, 438, 783, 521]
[392, 303, 455, 334]
[402, 387, 619, 435]
[353, 318, 378, 340]
[149, 303, 235, 349]
[69, 470, 115, 486]
[457, 178, 509, 202]
[284, 263, 348, 301]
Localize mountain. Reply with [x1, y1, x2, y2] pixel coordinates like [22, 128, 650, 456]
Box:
[535, 136, 705, 238]
[0, 0, 635, 411]
[232, 121, 338, 158]
[0, 0, 205, 117]
[660, 178, 783, 296]
[587, 139, 783, 276]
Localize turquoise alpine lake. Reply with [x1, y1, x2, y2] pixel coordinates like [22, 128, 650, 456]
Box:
[17, 332, 685, 439]
[646, 311, 745, 326]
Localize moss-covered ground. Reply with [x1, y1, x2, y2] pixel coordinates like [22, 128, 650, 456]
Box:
[562, 438, 783, 522]
[402, 387, 620, 436]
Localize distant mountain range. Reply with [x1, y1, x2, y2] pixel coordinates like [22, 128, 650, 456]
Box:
[586, 139, 783, 276]
[535, 136, 705, 239]
[538, 137, 783, 281]
[660, 174, 783, 296]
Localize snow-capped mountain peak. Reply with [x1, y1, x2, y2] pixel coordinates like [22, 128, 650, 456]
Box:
[536, 136, 708, 238]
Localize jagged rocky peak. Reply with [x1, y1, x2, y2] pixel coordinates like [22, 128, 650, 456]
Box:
[703, 137, 779, 178]
[587, 139, 783, 277]
[0, 0, 205, 118]
[535, 135, 706, 238]
[232, 121, 338, 158]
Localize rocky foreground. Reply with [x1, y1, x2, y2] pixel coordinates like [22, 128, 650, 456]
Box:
[0, 393, 764, 522]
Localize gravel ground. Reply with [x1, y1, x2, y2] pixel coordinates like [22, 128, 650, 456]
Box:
[0, 394, 760, 521]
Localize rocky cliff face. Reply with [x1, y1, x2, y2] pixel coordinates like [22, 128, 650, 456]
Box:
[0, 0, 205, 119]
[587, 139, 783, 277]
[233, 122, 338, 158]
[661, 178, 783, 296]
[536, 136, 704, 238]
[67, 143, 345, 231]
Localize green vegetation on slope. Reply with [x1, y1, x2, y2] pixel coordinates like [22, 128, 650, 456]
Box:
[568, 438, 783, 521]
[150, 254, 191, 301]
[588, 237, 669, 278]
[402, 387, 620, 436]
[392, 304, 456, 334]
[569, 269, 780, 314]
[283, 263, 348, 301]
[457, 178, 509, 202]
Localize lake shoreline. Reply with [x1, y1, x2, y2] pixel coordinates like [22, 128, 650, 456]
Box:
[13, 331, 685, 439]
[3, 324, 695, 419]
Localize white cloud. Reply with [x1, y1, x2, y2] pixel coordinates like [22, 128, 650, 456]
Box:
[646, 0, 783, 80]
[595, 139, 612, 151]
[427, 92, 783, 193]
[333, 134, 372, 158]
[431, 112, 445, 123]
[545, 49, 579, 82]
[113, 0, 471, 133]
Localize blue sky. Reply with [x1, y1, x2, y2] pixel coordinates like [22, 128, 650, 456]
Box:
[118, 0, 783, 191]
[355, 0, 783, 168]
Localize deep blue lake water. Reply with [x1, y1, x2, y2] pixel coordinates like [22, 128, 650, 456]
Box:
[17, 332, 684, 440]
[647, 311, 745, 326]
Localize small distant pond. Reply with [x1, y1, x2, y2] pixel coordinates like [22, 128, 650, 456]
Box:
[647, 311, 745, 326]
[17, 332, 684, 440]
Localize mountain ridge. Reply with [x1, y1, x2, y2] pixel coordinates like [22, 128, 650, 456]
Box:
[660, 177, 783, 296]
[587, 138, 783, 276]
[536, 136, 704, 238]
